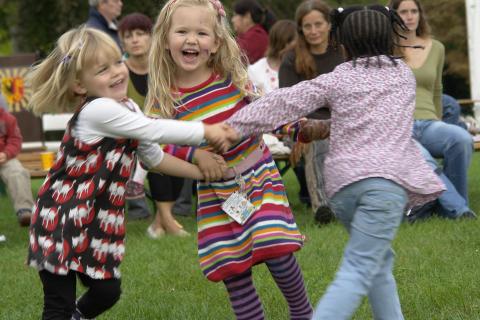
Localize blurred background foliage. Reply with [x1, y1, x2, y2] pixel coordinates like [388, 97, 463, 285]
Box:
[0, 0, 470, 97]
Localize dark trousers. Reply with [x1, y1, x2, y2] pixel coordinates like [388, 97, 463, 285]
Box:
[39, 270, 121, 320]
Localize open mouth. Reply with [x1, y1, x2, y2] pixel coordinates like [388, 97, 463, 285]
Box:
[182, 49, 199, 60]
[110, 79, 124, 88]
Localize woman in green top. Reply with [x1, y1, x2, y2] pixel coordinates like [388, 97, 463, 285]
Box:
[390, 0, 475, 219]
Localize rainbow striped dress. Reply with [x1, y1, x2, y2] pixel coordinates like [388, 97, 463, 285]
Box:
[151, 74, 304, 282]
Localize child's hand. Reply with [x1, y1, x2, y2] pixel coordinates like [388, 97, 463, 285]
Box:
[204, 123, 240, 153]
[194, 149, 227, 183]
[299, 119, 331, 142]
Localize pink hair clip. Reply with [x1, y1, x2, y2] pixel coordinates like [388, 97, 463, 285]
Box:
[209, 0, 226, 18]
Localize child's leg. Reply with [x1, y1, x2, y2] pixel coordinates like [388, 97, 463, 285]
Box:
[75, 273, 121, 319]
[313, 178, 407, 320]
[39, 270, 77, 319]
[265, 254, 313, 320]
[223, 269, 264, 320]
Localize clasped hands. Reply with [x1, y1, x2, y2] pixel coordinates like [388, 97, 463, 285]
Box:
[203, 122, 239, 154]
[197, 123, 241, 182]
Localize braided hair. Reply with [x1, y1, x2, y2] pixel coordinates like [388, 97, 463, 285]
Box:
[330, 5, 407, 67]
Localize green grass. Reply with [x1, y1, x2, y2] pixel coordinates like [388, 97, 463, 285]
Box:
[1, 155, 480, 319]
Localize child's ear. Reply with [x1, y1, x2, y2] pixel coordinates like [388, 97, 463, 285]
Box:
[210, 38, 221, 55]
[72, 79, 87, 96]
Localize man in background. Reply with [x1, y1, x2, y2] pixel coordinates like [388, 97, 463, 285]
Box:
[86, 0, 123, 49]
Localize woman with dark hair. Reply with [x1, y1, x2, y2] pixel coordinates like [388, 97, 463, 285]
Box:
[279, 0, 343, 224]
[389, 0, 475, 219]
[226, 5, 445, 319]
[118, 13, 191, 237]
[231, 0, 276, 64]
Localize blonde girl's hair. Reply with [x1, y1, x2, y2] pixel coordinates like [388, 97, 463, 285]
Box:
[145, 0, 251, 118]
[27, 26, 122, 115]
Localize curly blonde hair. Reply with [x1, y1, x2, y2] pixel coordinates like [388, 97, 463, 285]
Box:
[27, 26, 122, 115]
[145, 0, 252, 118]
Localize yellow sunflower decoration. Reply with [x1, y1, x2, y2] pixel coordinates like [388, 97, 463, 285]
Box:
[0, 66, 31, 112]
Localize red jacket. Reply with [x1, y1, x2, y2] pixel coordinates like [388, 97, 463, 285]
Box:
[0, 108, 23, 159]
[236, 24, 268, 65]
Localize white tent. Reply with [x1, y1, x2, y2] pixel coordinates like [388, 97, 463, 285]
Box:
[466, 0, 480, 122]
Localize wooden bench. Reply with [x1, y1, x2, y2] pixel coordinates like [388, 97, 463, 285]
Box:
[17, 152, 49, 178]
[474, 135, 480, 151]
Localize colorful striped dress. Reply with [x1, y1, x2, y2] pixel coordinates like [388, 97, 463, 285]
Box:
[149, 74, 304, 282]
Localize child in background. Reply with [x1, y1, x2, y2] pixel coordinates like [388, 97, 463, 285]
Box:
[226, 5, 445, 319]
[247, 19, 296, 95]
[26, 26, 232, 319]
[146, 0, 317, 318]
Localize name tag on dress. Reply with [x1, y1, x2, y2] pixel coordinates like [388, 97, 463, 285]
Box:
[221, 191, 256, 225]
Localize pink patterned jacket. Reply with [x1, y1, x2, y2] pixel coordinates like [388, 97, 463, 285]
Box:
[227, 56, 445, 207]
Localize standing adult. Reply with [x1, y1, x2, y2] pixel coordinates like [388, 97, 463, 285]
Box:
[231, 0, 276, 64]
[86, 0, 123, 49]
[390, 0, 476, 219]
[279, 0, 343, 224]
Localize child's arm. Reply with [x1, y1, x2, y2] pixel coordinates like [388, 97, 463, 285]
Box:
[225, 74, 332, 139]
[78, 98, 235, 152]
[149, 153, 205, 180]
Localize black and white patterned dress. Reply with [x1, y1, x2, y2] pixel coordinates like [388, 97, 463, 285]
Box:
[28, 103, 138, 279]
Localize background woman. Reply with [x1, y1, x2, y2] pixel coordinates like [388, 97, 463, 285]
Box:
[119, 13, 191, 237]
[231, 0, 276, 64]
[390, 0, 476, 219]
[279, 0, 343, 224]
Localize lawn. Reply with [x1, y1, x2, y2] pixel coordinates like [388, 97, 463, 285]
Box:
[1, 155, 479, 320]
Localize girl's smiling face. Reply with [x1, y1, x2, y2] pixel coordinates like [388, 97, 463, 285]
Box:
[167, 5, 220, 80]
[74, 52, 129, 101]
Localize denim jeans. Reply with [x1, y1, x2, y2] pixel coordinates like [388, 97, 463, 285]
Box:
[442, 94, 468, 130]
[413, 120, 472, 202]
[313, 178, 407, 320]
[414, 141, 469, 218]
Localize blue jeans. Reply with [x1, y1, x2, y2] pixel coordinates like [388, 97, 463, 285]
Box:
[413, 120, 472, 202]
[442, 94, 467, 130]
[414, 141, 469, 218]
[313, 178, 407, 320]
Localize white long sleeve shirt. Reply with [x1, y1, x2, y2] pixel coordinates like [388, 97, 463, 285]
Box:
[72, 98, 204, 168]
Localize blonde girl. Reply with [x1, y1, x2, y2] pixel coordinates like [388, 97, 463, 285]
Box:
[146, 1, 316, 319]
[26, 26, 231, 319]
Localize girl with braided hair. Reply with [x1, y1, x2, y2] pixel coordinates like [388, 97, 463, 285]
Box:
[226, 5, 445, 319]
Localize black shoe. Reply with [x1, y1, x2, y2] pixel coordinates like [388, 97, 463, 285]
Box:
[17, 209, 32, 227]
[314, 206, 335, 225]
[460, 210, 477, 219]
[405, 201, 436, 223]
